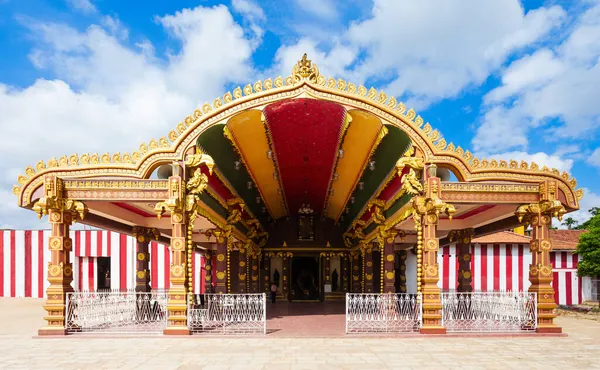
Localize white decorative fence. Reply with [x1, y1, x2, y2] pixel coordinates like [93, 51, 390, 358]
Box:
[188, 293, 267, 335]
[441, 292, 537, 332]
[346, 293, 422, 333]
[66, 290, 168, 334]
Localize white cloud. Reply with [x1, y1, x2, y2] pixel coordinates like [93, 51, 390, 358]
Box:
[232, 0, 265, 21]
[231, 0, 266, 45]
[1, 5, 257, 229]
[588, 147, 600, 168]
[293, 0, 338, 20]
[270, 38, 357, 80]
[344, 1, 565, 107]
[66, 0, 96, 15]
[568, 187, 600, 226]
[474, 2, 600, 152]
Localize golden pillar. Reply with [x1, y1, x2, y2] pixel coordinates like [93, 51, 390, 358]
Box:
[342, 254, 349, 292]
[154, 174, 189, 335]
[351, 252, 360, 293]
[33, 175, 87, 336]
[211, 230, 227, 294]
[133, 227, 159, 293]
[380, 229, 397, 293]
[238, 245, 247, 293]
[449, 229, 474, 293]
[281, 253, 291, 301]
[263, 254, 271, 293]
[412, 171, 455, 334]
[397, 250, 407, 293]
[324, 253, 331, 285]
[250, 253, 259, 293]
[204, 251, 213, 293]
[362, 245, 374, 293]
[515, 180, 566, 333]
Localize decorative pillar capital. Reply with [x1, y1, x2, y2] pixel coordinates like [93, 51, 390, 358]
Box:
[448, 228, 475, 244]
[32, 176, 87, 222]
[515, 180, 567, 224]
[132, 226, 159, 243]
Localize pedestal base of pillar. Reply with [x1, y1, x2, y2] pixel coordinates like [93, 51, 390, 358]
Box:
[536, 325, 562, 333]
[38, 328, 67, 336]
[420, 326, 446, 334]
[163, 328, 190, 336]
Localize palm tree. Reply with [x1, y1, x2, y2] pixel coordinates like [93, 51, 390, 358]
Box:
[562, 217, 578, 230]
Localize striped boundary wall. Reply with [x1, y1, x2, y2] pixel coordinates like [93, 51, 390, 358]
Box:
[0, 230, 207, 298]
[438, 243, 589, 305]
[0, 230, 592, 305]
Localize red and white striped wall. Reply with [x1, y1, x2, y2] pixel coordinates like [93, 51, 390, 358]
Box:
[0, 230, 590, 305]
[0, 230, 207, 298]
[437, 244, 585, 305]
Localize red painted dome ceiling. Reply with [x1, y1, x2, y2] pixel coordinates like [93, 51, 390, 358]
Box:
[197, 98, 412, 231]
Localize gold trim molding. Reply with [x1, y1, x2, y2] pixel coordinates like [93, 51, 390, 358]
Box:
[14, 55, 583, 211]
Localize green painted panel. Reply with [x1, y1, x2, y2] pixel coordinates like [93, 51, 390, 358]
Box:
[384, 193, 412, 219]
[196, 125, 267, 225]
[340, 125, 411, 230]
[198, 192, 248, 235]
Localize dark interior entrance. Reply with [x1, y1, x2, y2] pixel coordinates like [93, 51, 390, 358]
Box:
[97, 257, 111, 290]
[291, 256, 320, 301]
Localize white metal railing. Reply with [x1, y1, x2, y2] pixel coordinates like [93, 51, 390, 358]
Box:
[188, 293, 266, 335]
[441, 292, 537, 332]
[346, 293, 422, 334]
[66, 289, 168, 334]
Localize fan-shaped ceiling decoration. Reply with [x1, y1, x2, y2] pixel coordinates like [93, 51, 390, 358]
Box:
[195, 98, 412, 230]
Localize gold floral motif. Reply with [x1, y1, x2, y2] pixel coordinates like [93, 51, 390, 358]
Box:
[216, 271, 225, 280]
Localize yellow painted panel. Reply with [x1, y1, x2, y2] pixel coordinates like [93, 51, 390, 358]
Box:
[326, 110, 384, 221]
[226, 110, 286, 219]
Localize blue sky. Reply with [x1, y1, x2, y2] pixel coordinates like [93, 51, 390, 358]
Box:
[0, 0, 599, 228]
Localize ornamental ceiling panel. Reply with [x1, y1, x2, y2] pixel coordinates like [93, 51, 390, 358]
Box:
[325, 109, 386, 222]
[225, 110, 286, 219]
[263, 98, 348, 217]
[340, 125, 411, 230]
[196, 124, 266, 225]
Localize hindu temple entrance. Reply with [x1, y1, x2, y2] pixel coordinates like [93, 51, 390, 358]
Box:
[291, 256, 321, 302]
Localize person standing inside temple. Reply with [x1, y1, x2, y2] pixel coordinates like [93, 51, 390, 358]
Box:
[270, 282, 277, 304]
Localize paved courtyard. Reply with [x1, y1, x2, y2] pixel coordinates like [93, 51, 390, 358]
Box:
[1, 298, 599, 369]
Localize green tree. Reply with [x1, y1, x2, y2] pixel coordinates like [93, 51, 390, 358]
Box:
[562, 217, 578, 230]
[576, 207, 600, 230]
[575, 210, 600, 304]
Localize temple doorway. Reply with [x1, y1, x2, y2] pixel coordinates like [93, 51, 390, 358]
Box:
[291, 256, 320, 301]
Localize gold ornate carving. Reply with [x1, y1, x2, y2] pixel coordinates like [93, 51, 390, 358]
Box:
[32, 176, 87, 221]
[292, 53, 320, 83]
[15, 55, 582, 218]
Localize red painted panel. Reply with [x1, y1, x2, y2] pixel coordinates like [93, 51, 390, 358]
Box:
[552, 271, 559, 304]
[201, 166, 234, 201]
[442, 246, 449, 291]
[264, 99, 346, 215]
[38, 231, 44, 298]
[151, 242, 158, 290]
[111, 202, 155, 218]
[480, 244, 487, 292]
[120, 234, 127, 291]
[493, 244, 500, 291]
[506, 245, 513, 292]
[518, 245, 524, 291]
[10, 230, 15, 297]
[24, 231, 31, 297]
[566, 271, 572, 305]
[85, 230, 92, 257]
[0, 231, 4, 297]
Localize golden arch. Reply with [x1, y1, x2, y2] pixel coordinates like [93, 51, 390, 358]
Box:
[14, 55, 582, 210]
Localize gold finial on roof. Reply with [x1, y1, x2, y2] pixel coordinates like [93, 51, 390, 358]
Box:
[292, 53, 320, 83]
